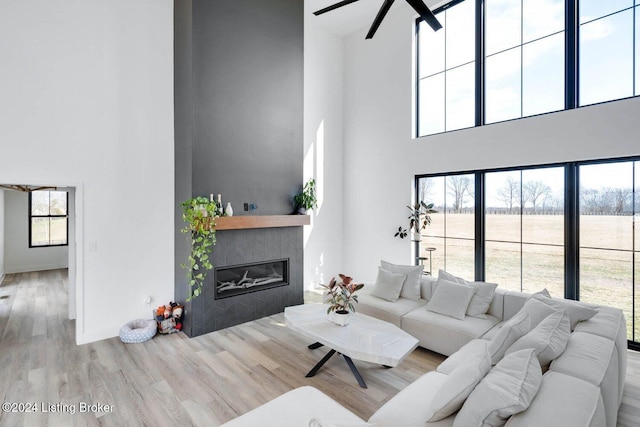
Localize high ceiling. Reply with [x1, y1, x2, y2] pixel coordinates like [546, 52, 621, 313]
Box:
[309, 0, 442, 37]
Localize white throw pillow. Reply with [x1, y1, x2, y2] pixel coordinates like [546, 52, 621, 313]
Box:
[516, 297, 560, 330]
[487, 310, 531, 365]
[426, 279, 476, 320]
[437, 339, 490, 375]
[370, 267, 405, 302]
[466, 281, 498, 318]
[453, 349, 542, 427]
[531, 294, 597, 330]
[437, 270, 497, 318]
[506, 310, 571, 367]
[426, 345, 492, 421]
[531, 288, 551, 298]
[380, 260, 423, 301]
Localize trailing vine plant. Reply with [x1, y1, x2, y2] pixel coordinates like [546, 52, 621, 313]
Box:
[180, 196, 219, 301]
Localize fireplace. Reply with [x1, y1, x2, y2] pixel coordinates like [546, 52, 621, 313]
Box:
[214, 259, 289, 299]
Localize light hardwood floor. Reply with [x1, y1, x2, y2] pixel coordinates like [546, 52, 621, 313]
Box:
[0, 270, 638, 426]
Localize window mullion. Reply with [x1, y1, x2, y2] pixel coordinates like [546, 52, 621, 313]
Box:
[475, 171, 485, 281]
[565, 0, 578, 109]
[565, 163, 579, 300]
[475, 0, 484, 126]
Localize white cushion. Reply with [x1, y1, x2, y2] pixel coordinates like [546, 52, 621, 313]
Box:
[437, 270, 497, 318]
[308, 419, 374, 427]
[506, 310, 570, 367]
[506, 371, 605, 427]
[531, 294, 597, 330]
[369, 371, 455, 427]
[356, 285, 427, 327]
[438, 339, 490, 375]
[370, 267, 405, 302]
[402, 308, 499, 356]
[487, 310, 531, 365]
[220, 386, 365, 427]
[466, 281, 499, 318]
[550, 332, 619, 427]
[454, 349, 542, 427]
[426, 279, 476, 320]
[516, 297, 560, 329]
[427, 344, 491, 421]
[381, 260, 423, 301]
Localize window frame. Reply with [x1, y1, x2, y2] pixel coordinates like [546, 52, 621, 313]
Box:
[28, 190, 69, 248]
[415, 155, 640, 350]
[416, 0, 640, 138]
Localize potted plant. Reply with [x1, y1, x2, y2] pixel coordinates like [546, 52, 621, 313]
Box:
[394, 201, 437, 242]
[180, 196, 219, 301]
[321, 274, 364, 326]
[294, 178, 318, 214]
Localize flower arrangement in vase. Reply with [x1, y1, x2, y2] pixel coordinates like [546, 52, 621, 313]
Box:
[321, 274, 364, 326]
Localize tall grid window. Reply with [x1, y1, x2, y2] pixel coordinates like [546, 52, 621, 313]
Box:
[485, 0, 565, 123]
[29, 190, 68, 247]
[418, 0, 475, 135]
[419, 174, 476, 278]
[579, 1, 640, 105]
[416, 0, 640, 137]
[416, 157, 640, 347]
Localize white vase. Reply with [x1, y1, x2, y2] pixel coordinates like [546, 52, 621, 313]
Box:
[411, 231, 422, 242]
[225, 202, 233, 217]
[334, 310, 350, 326]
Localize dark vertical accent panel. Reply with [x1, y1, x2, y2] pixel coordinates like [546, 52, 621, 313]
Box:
[192, 0, 303, 214]
[174, 0, 304, 336]
[565, 163, 578, 300]
[174, 0, 194, 334]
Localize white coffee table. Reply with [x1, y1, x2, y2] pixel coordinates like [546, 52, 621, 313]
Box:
[284, 304, 419, 388]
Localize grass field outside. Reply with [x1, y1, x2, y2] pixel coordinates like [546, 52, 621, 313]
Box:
[422, 213, 639, 341]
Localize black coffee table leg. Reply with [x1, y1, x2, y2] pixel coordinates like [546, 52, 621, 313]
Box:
[308, 342, 324, 350]
[343, 355, 367, 388]
[305, 349, 336, 378]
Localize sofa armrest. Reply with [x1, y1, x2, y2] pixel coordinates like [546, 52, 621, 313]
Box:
[220, 386, 365, 427]
[368, 371, 454, 427]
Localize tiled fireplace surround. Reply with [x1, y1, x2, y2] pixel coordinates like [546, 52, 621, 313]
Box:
[188, 226, 304, 337]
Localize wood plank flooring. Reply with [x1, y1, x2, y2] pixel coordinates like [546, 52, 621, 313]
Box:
[0, 270, 639, 426]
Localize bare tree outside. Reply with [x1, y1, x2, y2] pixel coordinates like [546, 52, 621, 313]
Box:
[447, 176, 472, 212]
[607, 187, 632, 214]
[418, 178, 435, 204]
[581, 187, 632, 215]
[523, 180, 551, 213]
[496, 176, 521, 213]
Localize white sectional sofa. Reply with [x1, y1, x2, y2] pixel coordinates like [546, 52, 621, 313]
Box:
[221, 270, 628, 427]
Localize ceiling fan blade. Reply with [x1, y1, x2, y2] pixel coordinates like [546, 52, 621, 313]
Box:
[405, 0, 442, 31]
[314, 0, 361, 16]
[365, 0, 396, 39]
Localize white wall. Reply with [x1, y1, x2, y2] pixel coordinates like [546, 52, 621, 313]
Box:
[340, 7, 640, 281]
[0, 190, 4, 282]
[3, 191, 68, 273]
[303, 1, 346, 288]
[0, 0, 174, 344]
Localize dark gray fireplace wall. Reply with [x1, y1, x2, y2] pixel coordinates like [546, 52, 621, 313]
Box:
[190, 227, 303, 336]
[174, 0, 304, 335]
[192, 0, 303, 214]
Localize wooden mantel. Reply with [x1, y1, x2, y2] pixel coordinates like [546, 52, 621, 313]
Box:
[215, 215, 310, 230]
